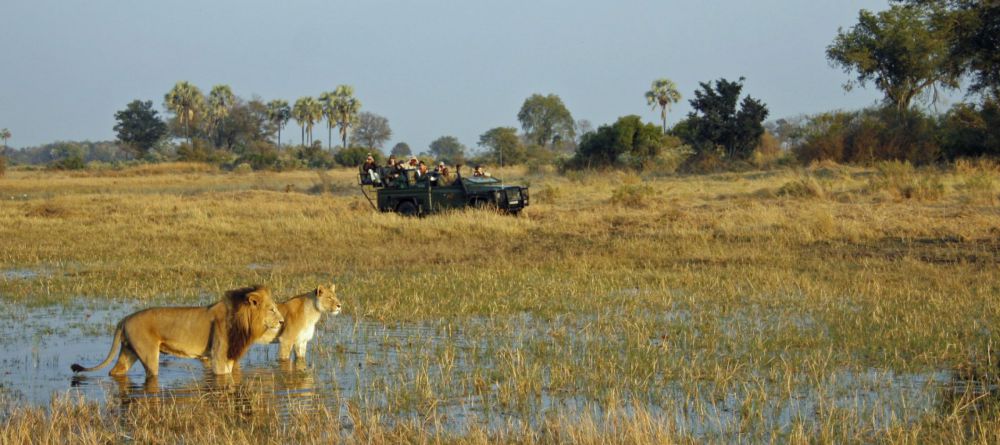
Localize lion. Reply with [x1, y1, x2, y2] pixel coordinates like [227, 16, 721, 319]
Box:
[71, 285, 283, 376]
[256, 284, 342, 361]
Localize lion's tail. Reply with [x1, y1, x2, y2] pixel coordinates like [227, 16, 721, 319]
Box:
[71, 321, 124, 373]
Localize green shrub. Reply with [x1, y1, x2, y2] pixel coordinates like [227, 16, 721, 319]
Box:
[334, 146, 383, 167]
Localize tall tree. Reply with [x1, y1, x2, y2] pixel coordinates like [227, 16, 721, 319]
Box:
[391, 142, 412, 157]
[896, 0, 1000, 99]
[164, 81, 205, 144]
[517, 94, 575, 148]
[332, 85, 362, 149]
[428, 136, 466, 165]
[1, 128, 10, 148]
[827, 4, 958, 112]
[682, 77, 769, 160]
[113, 100, 168, 159]
[478, 127, 527, 165]
[319, 91, 337, 149]
[305, 97, 323, 146]
[645, 78, 682, 134]
[266, 99, 291, 147]
[353, 112, 392, 150]
[207, 85, 236, 147]
[292, 97, 311, 146]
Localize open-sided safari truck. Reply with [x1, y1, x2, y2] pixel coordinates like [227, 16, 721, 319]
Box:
[359, 166, 529, 216]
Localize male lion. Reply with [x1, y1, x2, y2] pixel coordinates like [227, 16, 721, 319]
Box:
[256, 284, 342, 361]
[71, 285, 283, 376]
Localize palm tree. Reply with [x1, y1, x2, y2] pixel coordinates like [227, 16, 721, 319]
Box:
[645, 78, 682, 134]
[332, 85, 361, 149]
[164, 81, 205, 144]
[305, 97, 323, 146]
[319, 91, 336, 150]
[292, 97, 310, 146]
[207, 85, 235, 147]
[1, 128, 10, 148]
[266, 99, 291, 148]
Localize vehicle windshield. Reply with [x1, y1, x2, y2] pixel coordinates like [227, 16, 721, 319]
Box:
[463, 176, 501, 184]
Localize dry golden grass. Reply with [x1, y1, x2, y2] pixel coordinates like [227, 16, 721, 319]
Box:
[1, 162, 999, 443]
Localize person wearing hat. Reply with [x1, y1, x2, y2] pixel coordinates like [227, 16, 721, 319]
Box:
[405, 156, 418, 170]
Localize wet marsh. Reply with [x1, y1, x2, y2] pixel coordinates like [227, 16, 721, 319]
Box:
[1, 163, 999, 443]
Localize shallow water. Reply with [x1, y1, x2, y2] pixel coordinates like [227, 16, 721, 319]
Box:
[0, 298, 983, 439]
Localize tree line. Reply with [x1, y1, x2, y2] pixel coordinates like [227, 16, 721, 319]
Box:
[3, 0, 997, 173]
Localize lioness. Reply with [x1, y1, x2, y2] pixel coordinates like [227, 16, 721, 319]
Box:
[256, 284, 342, 361]
[71, 285, 283, 376]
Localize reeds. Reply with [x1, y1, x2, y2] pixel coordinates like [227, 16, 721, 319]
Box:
[1, 163, 998, 443]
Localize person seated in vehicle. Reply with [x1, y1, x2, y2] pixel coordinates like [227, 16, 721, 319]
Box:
[472, 165, 491, 177]
[434, 162, 451, 185]
[417, 161, 429, 178]
[402, 156, 418, 170]
[359, 154, 380, 185]
[435, 162, 449, 176]
[362, 154, 378, 172]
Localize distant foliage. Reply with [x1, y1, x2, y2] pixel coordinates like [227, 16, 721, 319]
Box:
[334, 146, 378, 167]
[517, 94, 575, 148]
[390, 142, 412, 157]
[827, 4, 957, 112]
[295, 142, 336, 169]
[353, 112, 392, 150]
[939, 99, 1000, 160]
[791, 107, 940, 164]
[679, 77, 769, 161]
[479, 127, 526, 165]
[427, 136, 466, 165]
[0, 155, 6, 176]
[113, 100, 167, 159]
[569, 115, 668, 169]
[46, 143, 87, 170]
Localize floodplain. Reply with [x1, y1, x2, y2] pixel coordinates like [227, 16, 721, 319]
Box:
[1, 162, 998, 444]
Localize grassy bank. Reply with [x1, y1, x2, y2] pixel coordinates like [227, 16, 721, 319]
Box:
[1, 161, 999, 443]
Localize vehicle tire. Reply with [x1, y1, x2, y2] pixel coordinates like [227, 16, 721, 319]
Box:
[396, 200, 419, 216]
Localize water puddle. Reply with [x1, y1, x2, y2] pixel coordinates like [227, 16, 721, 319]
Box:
[0, 299, 989, 439]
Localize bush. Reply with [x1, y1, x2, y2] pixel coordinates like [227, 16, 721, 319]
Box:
[334, 146, 383, 167]
[176, 140, 229, 163]
[569, 115, 667, 170]
[940, 100, 1000, 160]
[776, 176, 826, 199]
[867, 160, 945, 200]
[235, 140, 281, 170]
[233, 162, 253, 175]
[295, 142, 336, 169]
[0, 156, 6, 177]
[535, 184, 564, 204]
[610, 183, 654, 208]
[792, 107, 941, 165]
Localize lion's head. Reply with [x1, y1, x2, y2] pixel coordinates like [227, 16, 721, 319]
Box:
[314, 284, 342, 315]
[226, 285, 283, 359]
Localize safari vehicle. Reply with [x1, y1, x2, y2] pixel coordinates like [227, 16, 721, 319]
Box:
[359, 166, 529, 216]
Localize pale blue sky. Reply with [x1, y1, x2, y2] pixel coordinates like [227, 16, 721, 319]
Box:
[1, 0, 894, 151]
